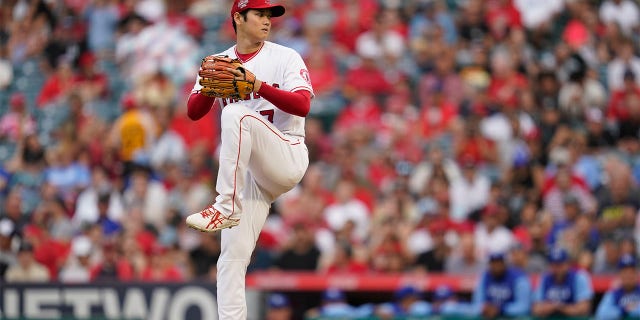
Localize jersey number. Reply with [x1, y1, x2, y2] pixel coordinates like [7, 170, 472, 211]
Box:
[259, 109, 274, 123]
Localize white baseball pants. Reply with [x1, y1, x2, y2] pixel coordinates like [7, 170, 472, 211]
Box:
[213, 103, 308, 320]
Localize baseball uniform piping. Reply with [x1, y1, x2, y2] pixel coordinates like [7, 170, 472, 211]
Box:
[231, 113, 302, 215]
[234, 42, 265, 63]
[290, 86, 313, 93]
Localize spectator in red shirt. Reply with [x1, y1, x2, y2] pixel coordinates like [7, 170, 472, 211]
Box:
[370, 231, 409, 273]
[21, 224, 70, 281]
[305, 45, 340, 98]
[607, 70, 640, 122]
[565, 2, 596, 46]
[73, 51, 109, 103]
[454, 118, 498, 166]
[485, 0, 522, 41]
[342, 57, 393, 101]
[37, 58, 76, 107]
[366, 153, 398, 191]
[332, 0, 378, 54]
[90, 242, 134, 282]
[140, 245, 183, 282]
[334, 95, 382, 138]
[171, 87, 219, 155]
[418, 89, 459, 140]
[325, 242, 368, 274]
[487, 49, 528, 109]
[379, 117, 423, 165]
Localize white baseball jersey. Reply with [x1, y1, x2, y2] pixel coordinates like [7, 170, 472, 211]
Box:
[192, 41, 314, 137]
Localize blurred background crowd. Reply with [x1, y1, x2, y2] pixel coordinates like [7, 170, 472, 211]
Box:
[0, 0, 640, 311]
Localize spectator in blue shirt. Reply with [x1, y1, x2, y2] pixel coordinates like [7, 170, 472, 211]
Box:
[376, 285, 432, 319]
[444, 252, 532, 318]
[596, 254, 640, 320]
[95, 191, 122, 237]
[431, 284, 465, 316]
[305, 288, 373, 318]
[265, 293, 292, 320]
[532, 247, 594, 317]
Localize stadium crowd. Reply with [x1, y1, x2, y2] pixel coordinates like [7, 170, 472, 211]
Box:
[0, 0, 640, 317]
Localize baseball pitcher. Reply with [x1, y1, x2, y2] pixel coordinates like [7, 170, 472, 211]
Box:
[184, 0, 313, 318]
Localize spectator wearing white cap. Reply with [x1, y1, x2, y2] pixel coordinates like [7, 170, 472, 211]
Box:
[58, 236, 93, 283]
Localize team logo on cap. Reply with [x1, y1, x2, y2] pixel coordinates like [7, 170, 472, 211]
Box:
[238, 0, 248, 9]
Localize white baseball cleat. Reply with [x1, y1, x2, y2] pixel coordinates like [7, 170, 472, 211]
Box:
[186, 206, 240, 232]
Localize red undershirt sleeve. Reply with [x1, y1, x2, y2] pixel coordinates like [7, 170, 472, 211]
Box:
[257, 83, 311, 117]
[188, 85, 311, 120]
[187, 92, 216, 120]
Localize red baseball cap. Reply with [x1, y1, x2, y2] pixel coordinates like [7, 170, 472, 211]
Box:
[9, 93, 26, 108]
[482, 204, 500, 217]
[121, 93, 137, 110]
[230, 0, 285, 19]
[79, 51, 96, 67]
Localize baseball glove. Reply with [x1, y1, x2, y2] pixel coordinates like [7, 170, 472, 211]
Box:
[198, 55, 256, 100]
